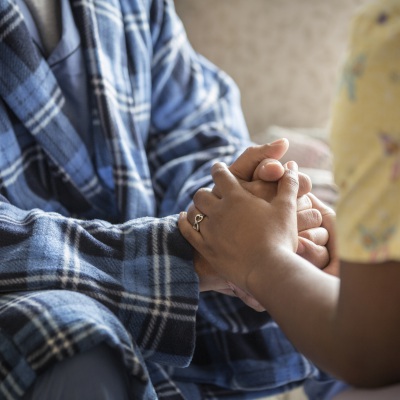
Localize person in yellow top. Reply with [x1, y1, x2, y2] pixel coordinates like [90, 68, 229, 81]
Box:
[179, 0, 400, 396]
[332, 0, 400, 263]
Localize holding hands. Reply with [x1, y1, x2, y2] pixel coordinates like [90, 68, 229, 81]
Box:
[180, 160, 300, 291]
[180, 139, 337, 303]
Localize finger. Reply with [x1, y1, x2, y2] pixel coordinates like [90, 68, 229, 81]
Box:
[229, 139, 289, 181]
[187, 203, 205, 227]
[186, 202, 198, 222]
[252, 158, 285, 182]
[239, 181, 312, 205]
[179, 211, 203, 243]
[297, 172, 312, 197]
[307, 193, 337, 257]
[297, 194, 312, 212]
[241, 179, 277, 201]
[297, 237, 330, 269]
[276, 161, 299, 204]
[321, 211, 336, 246]
[307, 193, 335, 218]
[192, 187, 218, 217]
[297, 208, 323, 231]
[188, 207, 208, 235]
[299, 227, 329, 246]
[322, 261, 340, 277]
[211, 162, 242, 196]
[211, 183, 222, 199]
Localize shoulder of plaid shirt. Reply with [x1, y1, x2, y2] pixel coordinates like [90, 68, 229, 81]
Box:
[0, 0, 324, 398]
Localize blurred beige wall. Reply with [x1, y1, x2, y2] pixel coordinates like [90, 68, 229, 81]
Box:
[175, 0, 371, 136]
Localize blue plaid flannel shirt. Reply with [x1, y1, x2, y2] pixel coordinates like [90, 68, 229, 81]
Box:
[0, 0, 319, 398]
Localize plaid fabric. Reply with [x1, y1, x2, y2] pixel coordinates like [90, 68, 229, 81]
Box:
[0, 0, 318, 398]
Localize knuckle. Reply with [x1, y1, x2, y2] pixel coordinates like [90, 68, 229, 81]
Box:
[280, 198, 297, 213]
[299, 241, 330, 268]
[193, 188, 208, 205]
[212, 166, 225, 179]
[298, 172, 312, 193]
[297, 195, 312, 210]
[240, 146, 261, 164]
[193, 187, 208, 198]
[299, 229, 315, 242]
[299, 227, 329, 245]
[297, 209, 323, 229]
[243, 146, 258, 157]
[212, 162, 225, 174]
[310, 209, 323, 225]
[315, 248, 330, 269]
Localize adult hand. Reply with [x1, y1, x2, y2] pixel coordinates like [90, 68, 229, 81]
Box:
[180, 162, 299, 291]
[231, 153, 335, 273]
[192, 140, 291, 309]
[216, 142, 321, 240]
[225, 144, 329, 269]
[306, 193, 339, 276]
[194, 142, 291, 277]
[191, 140, 329, 307]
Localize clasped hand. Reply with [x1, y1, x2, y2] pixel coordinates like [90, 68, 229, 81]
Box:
[179, 140, 337, 310]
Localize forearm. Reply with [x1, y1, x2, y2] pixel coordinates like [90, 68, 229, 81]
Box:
[246, 250, 342, 376]
[247, 252, 400, 387]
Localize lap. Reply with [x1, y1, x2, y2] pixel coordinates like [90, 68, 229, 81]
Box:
[23, 344, 130, 400]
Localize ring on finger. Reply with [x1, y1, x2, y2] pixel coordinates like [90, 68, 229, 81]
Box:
[192, 213, 205, 232]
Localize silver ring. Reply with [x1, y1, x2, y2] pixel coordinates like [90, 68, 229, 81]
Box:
[192, 213, 205, 232]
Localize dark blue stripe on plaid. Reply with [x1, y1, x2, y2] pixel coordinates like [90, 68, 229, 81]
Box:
[0, 0, 41, 81]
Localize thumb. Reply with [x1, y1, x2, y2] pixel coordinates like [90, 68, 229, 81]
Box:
[229, 139, 289, 181]
[253, 158, 285, 182]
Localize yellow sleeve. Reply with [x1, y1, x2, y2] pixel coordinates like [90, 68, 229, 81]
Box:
[330, 0, 400, 263]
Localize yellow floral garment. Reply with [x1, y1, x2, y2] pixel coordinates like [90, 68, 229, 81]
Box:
[330, 0, 400, 262]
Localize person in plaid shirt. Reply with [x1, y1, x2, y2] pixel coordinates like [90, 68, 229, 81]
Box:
[0, 0, 334, 398]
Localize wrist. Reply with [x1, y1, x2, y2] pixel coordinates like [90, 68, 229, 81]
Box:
[245, 246, 294, 302]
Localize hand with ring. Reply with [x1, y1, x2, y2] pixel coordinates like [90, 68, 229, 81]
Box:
[189, 140, 334, 272]
[182, 140, 335, 311]
[221, 140, 334, 272]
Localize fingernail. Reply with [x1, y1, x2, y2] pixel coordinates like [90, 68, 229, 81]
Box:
[263, 159, 281, 166]
[270, 138, 288, 147]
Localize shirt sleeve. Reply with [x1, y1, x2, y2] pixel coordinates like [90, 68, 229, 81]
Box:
[0, 196, 198, 367]
[330, 0, 400, 263]
[148, 0, 252, 216]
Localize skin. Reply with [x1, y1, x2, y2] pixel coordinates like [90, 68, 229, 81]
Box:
[192, 140, 336, 300]
[180, 162, 400, 388]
